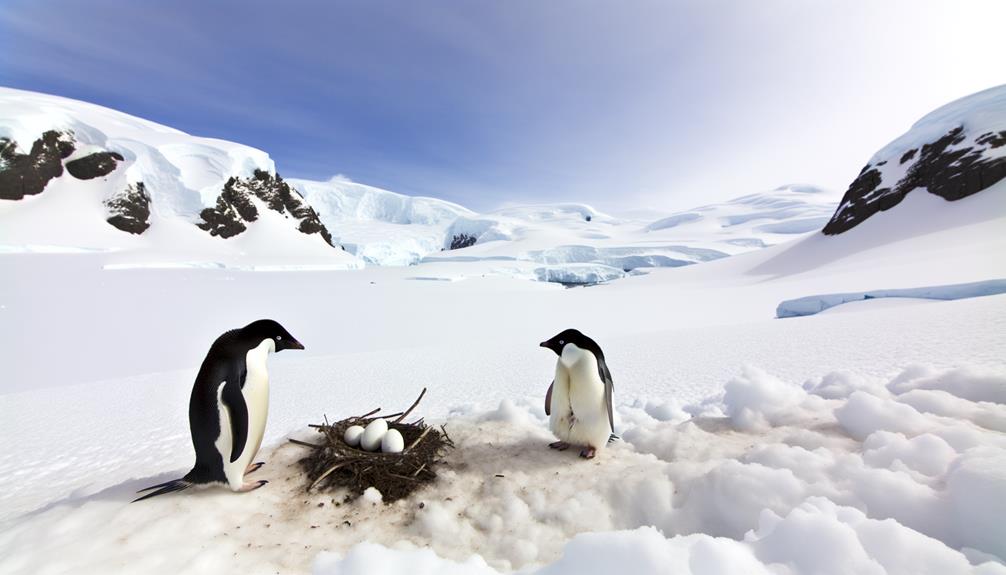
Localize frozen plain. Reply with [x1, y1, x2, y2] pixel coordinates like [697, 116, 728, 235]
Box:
[1, 181, 1004, 574]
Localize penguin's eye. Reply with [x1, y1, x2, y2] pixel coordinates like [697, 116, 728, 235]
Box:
[559, 340, 564, 345]
[276, 335, 282, 341]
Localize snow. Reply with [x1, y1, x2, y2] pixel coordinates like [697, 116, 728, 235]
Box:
[6, 362, 1003, 574]
[777, 279, 1006, 317]
[290, 176, 473, 266]
[0, 87, 361, 270]
[871, 84, 1006, 173]
[0, 86, 841, 276]
[831, 84, 1006, 227]
[2, 87, 1006, 574]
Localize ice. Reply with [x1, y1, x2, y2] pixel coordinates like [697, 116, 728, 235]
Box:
[533, 263, 626, 285]
[777, 279, 1006, 318]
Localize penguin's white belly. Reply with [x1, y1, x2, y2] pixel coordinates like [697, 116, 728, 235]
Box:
[218, 340, 273, 490]
[548, 348, 610, 449]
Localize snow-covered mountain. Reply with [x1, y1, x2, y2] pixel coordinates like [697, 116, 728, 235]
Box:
[824, 84, 1006, 234]
[10, 84, 1005, 282]
[1, 88, 842, 274]
[0, 87, 357, 269]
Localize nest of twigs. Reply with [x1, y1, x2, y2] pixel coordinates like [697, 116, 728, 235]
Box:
[291, 388, 453, 503]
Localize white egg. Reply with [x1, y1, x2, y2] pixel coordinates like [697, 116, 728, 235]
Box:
[343, 425, 365, 448]
[381, 429, 405, 454]
[360, 419, 389, 451]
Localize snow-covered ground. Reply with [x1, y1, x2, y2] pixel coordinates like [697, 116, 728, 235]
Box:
[2, 86, 1005, 574]
[1, 174, 1004, 573]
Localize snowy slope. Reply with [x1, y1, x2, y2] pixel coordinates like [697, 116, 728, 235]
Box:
[647, 184, 839, 239]
[290, 176, 473, 265]
[0, 87, 358, 269]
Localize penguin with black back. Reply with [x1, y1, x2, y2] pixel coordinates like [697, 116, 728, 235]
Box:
[540, 328, 614, 459]
[134, 319, 304, 502]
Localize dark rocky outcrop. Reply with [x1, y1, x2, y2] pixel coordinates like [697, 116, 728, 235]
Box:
[66, 151, 124, 180]
[198, 193, 248, 239]
[449, 233, 478, 250]
[0, 131, 75, 200]
[823, 126, 1006, 235]
[197, 169, 335, 246]
[104, 182, 151, 234]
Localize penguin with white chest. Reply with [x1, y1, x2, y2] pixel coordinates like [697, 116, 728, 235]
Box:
[540, 329, 614, 459]
[134, 319, 304, 501]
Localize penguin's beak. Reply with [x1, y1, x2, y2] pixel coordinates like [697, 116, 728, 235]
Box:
[539, 341, 550, 349]
[287, 339, 305, 350]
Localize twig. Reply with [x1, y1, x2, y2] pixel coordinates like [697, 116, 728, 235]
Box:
[356, 408, 381, 420]
[378, 411, 404, 420]
[404, 426, 433, 453]
[289, 438, 323, 448]
[411, 463, 427, 477]
[393, 387, 427, 424]
[308, 424, 326, 429]
[310, 460, 356, 490]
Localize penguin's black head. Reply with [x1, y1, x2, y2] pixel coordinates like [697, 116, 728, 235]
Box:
[241, 319, 305, 352]
[539, 328, 590, 357]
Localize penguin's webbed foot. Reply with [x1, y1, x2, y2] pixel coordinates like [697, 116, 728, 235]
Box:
[237, 480, 269, 493]
[245, 462, 265, 475]
[579, 447, 596, 459]
[549, 441, 571, 451]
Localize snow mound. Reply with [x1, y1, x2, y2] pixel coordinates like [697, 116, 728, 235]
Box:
[777, 279, 1006, 318]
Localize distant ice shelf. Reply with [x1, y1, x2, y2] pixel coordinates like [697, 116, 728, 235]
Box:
[776, 279, 1006, 318]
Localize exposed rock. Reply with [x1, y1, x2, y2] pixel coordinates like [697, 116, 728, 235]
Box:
[66, 151, 124, 180]
[824, 124, 1006, 235]
[198, 169, 335, 246]
[0, 130, 75, 200]
[449, 233, 477, 250]
[105, 182, 151, 234]
[975, 130, 1006, 149]
[197, 189, 249, 239]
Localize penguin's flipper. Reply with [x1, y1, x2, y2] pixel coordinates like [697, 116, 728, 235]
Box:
[131, 479, 191, 502]
[597, 357, 615, 433]
[545, 380, 554, 416]
[220, 373, 249, 463]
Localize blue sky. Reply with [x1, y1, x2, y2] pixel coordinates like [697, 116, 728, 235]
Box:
[1, 1, 1004, 212]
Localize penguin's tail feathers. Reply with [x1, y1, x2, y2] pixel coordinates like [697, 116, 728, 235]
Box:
[132, 478, 192, 503]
